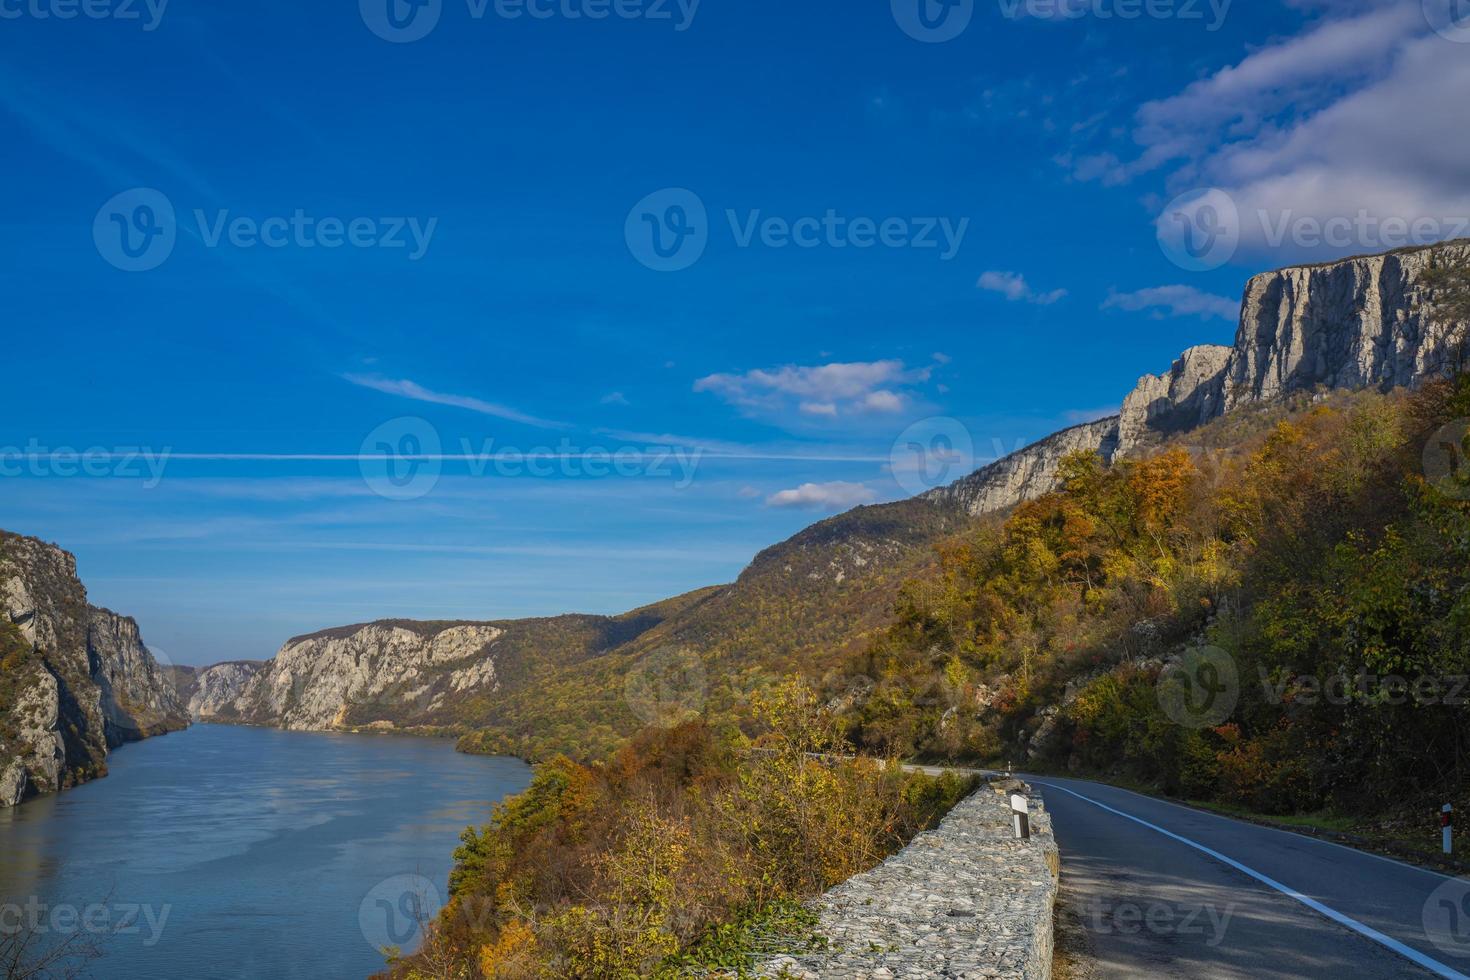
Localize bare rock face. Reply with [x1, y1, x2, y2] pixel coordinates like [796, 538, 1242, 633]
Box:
[1115, 344, 1233, 459]
[3, 669, 64, 802]
[1, 533, 107, 800]
[925, 417, 1121, 517]
[1224, 242, 1470, 411]
[182, 661, 264, 720]
[88, 606, 189, 746]
[934, 241, 1470, 517]
[0, 530, 188, 807]
[0, 757, 26, 807]
[199, 623, 508, 731]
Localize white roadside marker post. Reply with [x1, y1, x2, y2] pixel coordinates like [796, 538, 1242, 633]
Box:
[1011, 794, 1031, 841]
[1443, 804, 1453, 856]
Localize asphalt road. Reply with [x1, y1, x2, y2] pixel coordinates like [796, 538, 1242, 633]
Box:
[1025, 774, 1470, 979]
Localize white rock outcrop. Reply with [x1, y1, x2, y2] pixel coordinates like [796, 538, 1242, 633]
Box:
[196, 623, 507, 731]
[1115, 344, 1233, 459]
[1225, 242, 1469, 411]
[88, 606, 189, 745]
[925, 418, 1121, 517]
[183, 661, 264, 719]
[933, 241, 1470, 516]
[0, 758, 26, 807]
[0, 531, 187, 807]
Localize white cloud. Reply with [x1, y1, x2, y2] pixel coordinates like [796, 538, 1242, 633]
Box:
[1079, 2, 1470, 260]
[765, 481, 878, 511]
[600, 392, 630, 406]
[977, 270, 1067, 305]
[695, 360, 930, 421]
[862, 390, 904, 413]
[1103, 285, 1241, 322]
[1135, 3, 1421, 157]
[343, 375, 568, 429]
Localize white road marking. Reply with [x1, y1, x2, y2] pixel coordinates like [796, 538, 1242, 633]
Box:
[1029, 774, 1459, 884]
[1034, 780, 1470, 980]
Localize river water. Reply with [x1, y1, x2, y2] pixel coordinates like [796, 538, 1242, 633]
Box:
[0, 723, 531, 979]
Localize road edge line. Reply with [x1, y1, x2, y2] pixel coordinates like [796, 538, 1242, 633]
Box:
[1033, 780, 1469, 980]
[1025, 773, 1459, 883]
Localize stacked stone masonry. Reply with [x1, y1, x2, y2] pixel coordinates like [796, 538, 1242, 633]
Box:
[760, 779, 1060, 979]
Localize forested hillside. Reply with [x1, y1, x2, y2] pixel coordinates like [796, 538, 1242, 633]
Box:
[396, 250, 1470, 978]
[456, 496, 970, 760]
[837, 378, 1470, 822]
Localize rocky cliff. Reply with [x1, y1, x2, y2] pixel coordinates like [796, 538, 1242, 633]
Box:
[925, 418, 1121, 516]
[167, 660, 264, 720]
[202, 623, 508, 730]
[0, 531, 188, 807]
[1223, 241, 1469, 411]
[190, 604, 705, 736]
[933, 241, 1470, 515]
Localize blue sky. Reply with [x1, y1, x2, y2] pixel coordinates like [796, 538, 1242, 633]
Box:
[3, 0, 1467, 664]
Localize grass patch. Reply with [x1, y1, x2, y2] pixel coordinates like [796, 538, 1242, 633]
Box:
[667, 898, 829, 977]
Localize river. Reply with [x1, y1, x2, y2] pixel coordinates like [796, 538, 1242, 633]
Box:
[0, 723, 531, 979]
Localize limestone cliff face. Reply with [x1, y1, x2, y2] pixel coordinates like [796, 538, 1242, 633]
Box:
[0, 531, 187, 807]
[925, 418, 1120, 516]
[1224, 242, 1470, 411]
[88, 606, 189, 746]
[176, 661, 264, 720]
[1114, 344, 1233, 458]
[198, 623, 509, 731]
[935, 241, 1470, 516]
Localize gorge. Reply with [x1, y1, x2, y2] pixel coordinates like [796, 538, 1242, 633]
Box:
[163, 240, 1470, 763]
[3, 238, 1467, 980]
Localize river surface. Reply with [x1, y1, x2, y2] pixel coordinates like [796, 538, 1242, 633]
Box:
[0, 724, 531, 979]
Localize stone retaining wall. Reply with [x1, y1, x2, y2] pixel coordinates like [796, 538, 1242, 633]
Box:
[759, 779, 1060, 979]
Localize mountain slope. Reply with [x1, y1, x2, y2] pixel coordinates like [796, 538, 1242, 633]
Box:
[0, 531, 188, 806]
[188, 498, 971, 759]
[934, 240, 1470, 516]
[194, 241, 1470, 761]
[457, 495, 972, 758]
[189, 587, 724, 736]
